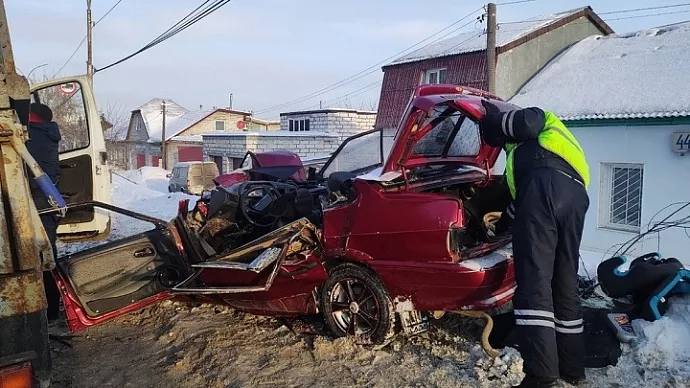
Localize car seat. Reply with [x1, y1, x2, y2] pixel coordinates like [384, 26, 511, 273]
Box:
[597, 252, 690, 320]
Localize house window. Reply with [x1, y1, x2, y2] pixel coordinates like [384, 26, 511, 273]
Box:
[215, 120, 225, 131]
[599, 163, 644, 232]
[288, 119, 310, 132]
[424, 68, 447, 84]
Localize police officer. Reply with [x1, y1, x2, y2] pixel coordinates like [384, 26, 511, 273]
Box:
[480, 101, 590, 387]
[27, 102, 63, 322]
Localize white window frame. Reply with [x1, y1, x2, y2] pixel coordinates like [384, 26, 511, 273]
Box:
[289, 119, 310, 132]
[598, 162, 644, 233]
[423, 68, 447, 85]
[215, 120, 225, 131]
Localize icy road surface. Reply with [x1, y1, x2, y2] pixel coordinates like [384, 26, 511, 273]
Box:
[50, 167, 690, 387]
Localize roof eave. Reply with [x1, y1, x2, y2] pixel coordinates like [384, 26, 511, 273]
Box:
[382, 49, 485, 70]
[383, 6, 614, 69]
[498, 6, 613, 54]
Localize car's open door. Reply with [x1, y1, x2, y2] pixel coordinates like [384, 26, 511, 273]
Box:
[30, 76, 111, 241]
[53, 203, 187, 332]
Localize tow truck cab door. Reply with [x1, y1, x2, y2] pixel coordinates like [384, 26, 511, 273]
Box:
[30, 77, 111, 240]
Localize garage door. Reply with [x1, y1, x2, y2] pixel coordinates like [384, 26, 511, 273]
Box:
[178, 146, 203, 162]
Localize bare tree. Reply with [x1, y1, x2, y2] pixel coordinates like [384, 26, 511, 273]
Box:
[340, 96, 353, 109]
[359, 98, 378, 111]
[101, 101, 129, 142]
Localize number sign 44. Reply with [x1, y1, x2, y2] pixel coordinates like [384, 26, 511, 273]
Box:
[675, 133, 690, 151]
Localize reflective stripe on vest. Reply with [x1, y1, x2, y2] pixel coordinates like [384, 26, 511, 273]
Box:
[504, 111, 590, 199]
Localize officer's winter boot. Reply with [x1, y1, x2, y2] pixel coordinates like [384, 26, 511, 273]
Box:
[515, 374, 561, 387]
[560, 374, 587, 386]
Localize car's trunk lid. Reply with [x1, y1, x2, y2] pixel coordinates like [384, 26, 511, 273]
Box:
[382, 85, 519, 177]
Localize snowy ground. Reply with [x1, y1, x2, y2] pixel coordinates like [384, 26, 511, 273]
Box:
[50, 167, 690, 387]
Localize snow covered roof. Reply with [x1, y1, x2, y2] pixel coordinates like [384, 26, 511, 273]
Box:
[201, 131, 338, 138]
[509, 21, 690, 121]
[389, 7, 610, 66]
[134, 98, 189, 142]
[168, 135, 203, 143]
[151, 109, 214, 142]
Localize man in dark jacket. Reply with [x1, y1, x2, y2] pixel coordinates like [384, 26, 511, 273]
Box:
[27, 102, 62, 322]
[479, 101, 590, 388]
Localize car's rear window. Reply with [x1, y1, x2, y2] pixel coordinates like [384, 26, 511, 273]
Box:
[321, 130, 390, 178]
[411, 105, 481, 158]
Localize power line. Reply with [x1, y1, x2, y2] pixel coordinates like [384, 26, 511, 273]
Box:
[95, 0, 124, 24]
[602, 9, 690, 22]
[254, 7, 485, 115]
[303, 31, 483, 112]
[497, 8, 690, 33]
[95, 0, 234, 73]
[598, 2, 690, 15]
[53, 0, 124, 78]
[496, 0, 537, 5]
[501, 3, 690, 24]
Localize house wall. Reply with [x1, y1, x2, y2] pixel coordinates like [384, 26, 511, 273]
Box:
[203, 134, 340, 174]
[165, 141, 203, 168]
[571, 122, 690, 264]
[280, 110, 377, 142]
[178, 111, 253, 135]
[105, 140, 128, 170]
[125, 142, 161, 170]
[376, 52, 486, 131]
[496, 16, 604, 99]
[126, 112, 149, 142]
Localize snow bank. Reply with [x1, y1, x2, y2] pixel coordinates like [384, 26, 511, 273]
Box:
[58, 168, 196, 254]
[116, 167, 171, 195]
[587, 297, 690, 386]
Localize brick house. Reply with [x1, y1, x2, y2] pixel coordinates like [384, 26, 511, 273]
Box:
[280, 108, 377, 142]
[204, 132, 340, 173]
[108, 98, 279, 169]
[202, 108, 377, 173]
[375, 6, 613, 132]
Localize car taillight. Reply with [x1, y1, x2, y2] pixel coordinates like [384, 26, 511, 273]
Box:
[0, 362, 32, 388]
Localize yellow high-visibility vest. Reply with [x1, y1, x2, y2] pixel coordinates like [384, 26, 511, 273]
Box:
[504, 111, 590, 199]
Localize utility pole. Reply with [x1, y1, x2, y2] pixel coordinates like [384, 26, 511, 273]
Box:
[486, 2, 497, 94]
[86, 0, 94, 82]
[161, 101, 167, 169]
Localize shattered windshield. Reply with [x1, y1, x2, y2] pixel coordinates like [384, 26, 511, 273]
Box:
[320, 130, 392, 178]
[411, 105, 481, 158]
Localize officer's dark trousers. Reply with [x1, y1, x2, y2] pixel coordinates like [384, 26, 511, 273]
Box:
[512, 167, 589, 379]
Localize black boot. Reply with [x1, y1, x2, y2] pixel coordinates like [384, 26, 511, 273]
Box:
[560, 374, 586, 386]
[516, 374, 561, 387]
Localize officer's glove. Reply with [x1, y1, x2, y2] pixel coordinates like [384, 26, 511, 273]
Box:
[495, 213, 512, 235]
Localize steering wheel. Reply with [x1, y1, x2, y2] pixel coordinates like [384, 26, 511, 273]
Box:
[238, 182, 284, 228]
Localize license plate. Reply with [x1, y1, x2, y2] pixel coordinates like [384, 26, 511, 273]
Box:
[400, 311, 430, 335]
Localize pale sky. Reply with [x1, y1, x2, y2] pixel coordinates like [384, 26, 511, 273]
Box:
[7, 0, 690, 120]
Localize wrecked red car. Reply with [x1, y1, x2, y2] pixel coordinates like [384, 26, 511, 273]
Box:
[53, 84, 517, 343]
[213, 150, 330, 187]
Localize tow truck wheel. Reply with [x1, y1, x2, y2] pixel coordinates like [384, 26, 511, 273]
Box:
[320, 263, 395, 344]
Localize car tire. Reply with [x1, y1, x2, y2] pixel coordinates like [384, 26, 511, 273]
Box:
[320, 263, 395, 344]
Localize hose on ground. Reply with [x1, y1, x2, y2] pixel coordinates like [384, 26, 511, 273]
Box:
[452, 310, 499, 358]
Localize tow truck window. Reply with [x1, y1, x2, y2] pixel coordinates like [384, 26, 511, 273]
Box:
[31, 81, 90, 153]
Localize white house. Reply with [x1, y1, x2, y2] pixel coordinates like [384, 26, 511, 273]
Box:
[509, 21, 690, 265]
